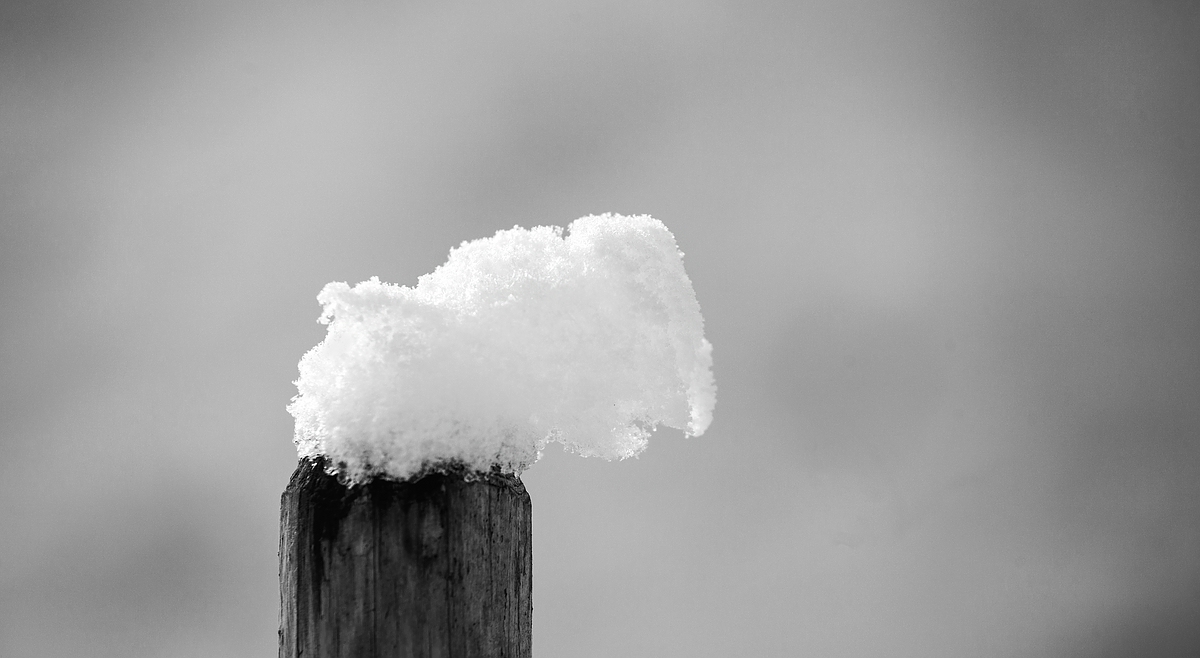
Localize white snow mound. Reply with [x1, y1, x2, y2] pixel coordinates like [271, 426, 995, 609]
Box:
[288, 213, 715, 482]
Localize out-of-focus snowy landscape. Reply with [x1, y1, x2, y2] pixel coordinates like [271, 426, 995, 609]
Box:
[2, 2, 1198, 656]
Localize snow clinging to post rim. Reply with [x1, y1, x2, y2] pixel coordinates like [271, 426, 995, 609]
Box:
[287, 214, 716, 483]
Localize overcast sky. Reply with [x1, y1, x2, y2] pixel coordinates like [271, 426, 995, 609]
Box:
[2, 2, 1198, 657]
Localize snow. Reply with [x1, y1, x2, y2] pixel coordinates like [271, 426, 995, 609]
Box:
[287, 213, 715, 482]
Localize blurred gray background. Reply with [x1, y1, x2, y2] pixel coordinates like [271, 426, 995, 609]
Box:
[2, 1, 1198, 656]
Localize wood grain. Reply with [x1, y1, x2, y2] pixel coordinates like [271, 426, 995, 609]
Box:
[279, 458, 532, 658]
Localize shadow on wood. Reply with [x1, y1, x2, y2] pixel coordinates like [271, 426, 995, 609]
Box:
[279, 458, 532, 658]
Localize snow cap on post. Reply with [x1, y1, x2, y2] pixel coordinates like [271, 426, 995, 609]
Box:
[288, 213, 716, 483]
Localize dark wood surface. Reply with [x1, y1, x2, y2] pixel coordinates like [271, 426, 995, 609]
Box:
[279, 458, 532, 658]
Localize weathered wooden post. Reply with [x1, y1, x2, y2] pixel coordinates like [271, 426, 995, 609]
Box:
[280, 214, 715, 657]
[279, 459, 532, 657]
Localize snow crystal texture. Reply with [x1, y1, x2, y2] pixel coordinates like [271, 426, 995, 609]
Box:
[288, 214, 715, 483]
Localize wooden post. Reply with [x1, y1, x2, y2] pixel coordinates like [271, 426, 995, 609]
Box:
[279, 457, 532, 658]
